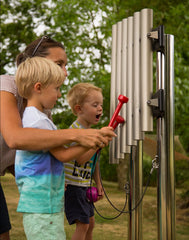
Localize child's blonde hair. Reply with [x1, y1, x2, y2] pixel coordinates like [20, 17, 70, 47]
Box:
[15, 57, 65, 99]
[67, 83, 102, 115]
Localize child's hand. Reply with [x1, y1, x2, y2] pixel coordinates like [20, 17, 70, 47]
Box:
[98, 126, 116, 148]
[97, 185, 104, 201]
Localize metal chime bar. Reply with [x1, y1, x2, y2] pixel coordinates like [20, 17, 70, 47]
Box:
[109, 8, 153, 240]
[115, 21, 125, 160]
[121, 18, 130, 154]
[109, 9, 153, 163]
[128, 9, 153, 240]
[133, 12, 143, 141]
[109, 23, 118, 164]
[140, 9, 153, 132]
[126, 16, 135, 147]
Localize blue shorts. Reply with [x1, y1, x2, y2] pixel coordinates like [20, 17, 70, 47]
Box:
[65, 185, 94, 225]
[0, 183, 11, 234]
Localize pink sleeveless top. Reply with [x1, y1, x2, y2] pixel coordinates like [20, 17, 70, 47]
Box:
[0, 75, 52, 175]
[0, 75, 25, 175]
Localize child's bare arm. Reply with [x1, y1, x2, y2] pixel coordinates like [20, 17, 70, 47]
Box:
[76, 134, 111, 165]
[93, 162, 104, 200]
[76, 148, 97, 165]
[50, 145, 89, 163]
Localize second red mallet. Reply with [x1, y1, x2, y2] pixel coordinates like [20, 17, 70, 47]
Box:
[112, 115, 125, 130]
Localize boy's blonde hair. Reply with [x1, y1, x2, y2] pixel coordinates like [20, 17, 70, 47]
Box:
[15, 57, 65, 99]
[67, 83, 102, 115]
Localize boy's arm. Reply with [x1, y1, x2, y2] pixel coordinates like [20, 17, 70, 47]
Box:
[75, 135, 111, 165]
[50, 145, 90, 163]
[76, 148, 97, 165]
[93, 162, 104, 200]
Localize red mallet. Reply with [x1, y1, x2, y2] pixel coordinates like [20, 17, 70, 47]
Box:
[108, 95, 128, 128]
[86, 187, 98, 202]
[112, 115, 125, 130]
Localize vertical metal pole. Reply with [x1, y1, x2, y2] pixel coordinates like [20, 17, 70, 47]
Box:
[128, 142, 143, 240]
[135, 140, 143, 240]
[133, 13, 144, 238]
[156, 51, 167, 240]
[128, 145, 136, 240]
[165, 34, 175, 240]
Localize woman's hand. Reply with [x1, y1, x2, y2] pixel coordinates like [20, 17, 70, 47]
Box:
[76, 127, 116, 149]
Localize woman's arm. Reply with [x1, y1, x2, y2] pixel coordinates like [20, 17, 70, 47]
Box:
[0, 91, 116, 150]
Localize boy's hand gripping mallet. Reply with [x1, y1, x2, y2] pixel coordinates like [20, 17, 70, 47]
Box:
[108, 94, 128, 128]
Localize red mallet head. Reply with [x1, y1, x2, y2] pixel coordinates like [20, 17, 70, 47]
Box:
[108, 94, 129, 127]
[112, 115, 125, 130]
[86, 187, 98, 202]
[118, 94, 129, 103]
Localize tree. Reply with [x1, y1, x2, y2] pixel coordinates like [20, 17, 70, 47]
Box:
[0, 0, 52, 74]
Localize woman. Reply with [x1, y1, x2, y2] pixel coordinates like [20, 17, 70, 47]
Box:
[0, 36, 116, 239]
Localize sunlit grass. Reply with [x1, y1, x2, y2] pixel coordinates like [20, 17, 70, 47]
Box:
[1, 174, 189, 240]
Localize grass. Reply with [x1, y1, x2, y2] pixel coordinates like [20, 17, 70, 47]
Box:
[1, 174, 189, 240]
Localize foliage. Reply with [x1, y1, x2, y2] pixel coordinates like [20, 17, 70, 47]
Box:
[175, 160, 189, 188]
[98, 147, 118, 182]
[0, 0, 52, 74]
[143, 153, 157, 187]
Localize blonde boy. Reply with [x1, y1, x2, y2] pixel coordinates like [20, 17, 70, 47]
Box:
[15, 58, 92, 240]
[64, 83, 104, 240]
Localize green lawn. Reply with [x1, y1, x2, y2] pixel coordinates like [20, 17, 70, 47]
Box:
[1, 174, 189, 239]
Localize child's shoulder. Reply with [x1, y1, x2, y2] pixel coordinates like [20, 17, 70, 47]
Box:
[23, 107, 56, 130]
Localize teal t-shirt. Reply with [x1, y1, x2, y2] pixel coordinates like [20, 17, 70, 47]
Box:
[15, 107, 65, 213]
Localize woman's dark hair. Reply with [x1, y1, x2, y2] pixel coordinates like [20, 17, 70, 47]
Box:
[16, 36, 65, 66]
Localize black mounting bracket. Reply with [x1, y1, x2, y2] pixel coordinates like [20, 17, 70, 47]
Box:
[147, 25, 165, 53]
[147, 89, 165, 118]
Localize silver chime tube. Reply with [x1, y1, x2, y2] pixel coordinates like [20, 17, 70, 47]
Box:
[133, 11, 144, 141]
[126, 16, 137, 146]
[115, 21, 125, 159]
[140, 9, 153, 132]
[128, 9, 153, 240]
[109, 23, 118, 164]
[121, 18, 130, 154]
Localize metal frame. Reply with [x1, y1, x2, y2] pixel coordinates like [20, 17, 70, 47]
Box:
[109, 8, 175, 240]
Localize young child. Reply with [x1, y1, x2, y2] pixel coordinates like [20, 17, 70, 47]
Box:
[14, 57, 94, 240]
[64, 83, 104, 240]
